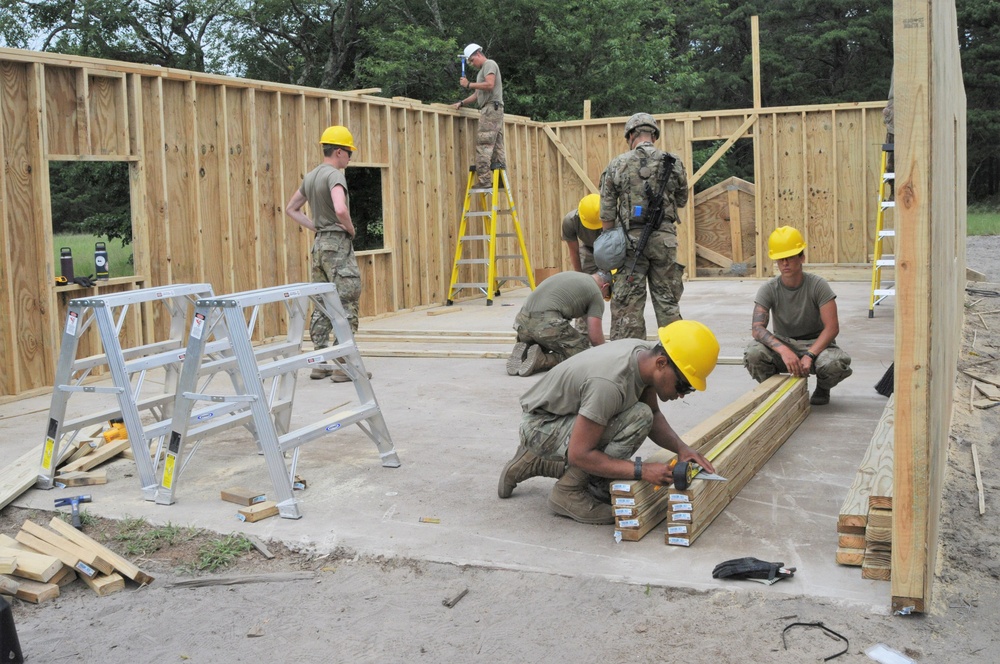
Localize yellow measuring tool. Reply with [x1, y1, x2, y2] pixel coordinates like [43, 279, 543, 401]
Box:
[671, 377, 803, 489]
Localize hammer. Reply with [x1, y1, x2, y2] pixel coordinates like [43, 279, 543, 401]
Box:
[54, 495, 92, 529]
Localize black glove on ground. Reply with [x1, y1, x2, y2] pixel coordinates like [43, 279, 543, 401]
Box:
[712, 557, 796, 583]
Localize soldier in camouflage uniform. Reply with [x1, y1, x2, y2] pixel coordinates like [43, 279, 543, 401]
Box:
[744, 226, 852, 406]
[284, 126, 365, 382]
[498, 320, 721, 525]
[455, 44, 505, 188]
[507, 270, 612, 377]
[600, 112, 688, 341]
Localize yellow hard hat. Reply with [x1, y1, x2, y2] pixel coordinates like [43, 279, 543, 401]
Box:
[320, 126, 357, 152]
[577, 194, 602, 230]
[768, 226, 805, 260]
[657, 320, 719, 392]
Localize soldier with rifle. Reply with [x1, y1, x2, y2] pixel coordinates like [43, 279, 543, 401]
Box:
[597, 113, 689, 340]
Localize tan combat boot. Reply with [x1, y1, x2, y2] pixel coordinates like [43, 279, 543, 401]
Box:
[498, 445, 566, 498]
[506, 342, 529, 376]
[548, 466, 615, 524]
[810, 386, 830, 405]
[519, 345, 559, 377]
[310, 365, 334, 379]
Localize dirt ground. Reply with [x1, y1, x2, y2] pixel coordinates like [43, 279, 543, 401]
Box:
[3, 239, 1000, 663]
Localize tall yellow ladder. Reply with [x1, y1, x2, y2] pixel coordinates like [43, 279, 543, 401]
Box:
[447, 166, 535, 306]
[869, 143, 895, 317]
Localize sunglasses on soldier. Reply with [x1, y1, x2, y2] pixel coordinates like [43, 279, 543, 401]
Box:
[666, 355, 694, 396]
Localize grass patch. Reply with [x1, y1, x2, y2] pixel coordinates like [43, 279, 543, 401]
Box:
[54, 233, 134, 278]
[113, 516, 198, 557]
[968, 211, 1000, 236]
[190, 533, 254, 572]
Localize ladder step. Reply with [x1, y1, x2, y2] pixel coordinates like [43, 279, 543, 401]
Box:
[461, 235, 491, 242]
[881, 201, 895, 209]
[876, 259, 895, 267]
[278, 403, 381, 453]
[470, 186, 494, 193]
[457, 259, 489, 265]
[874, 288, 895, 296]
[465, 211, 492, 218]
[451, 282, 487, 289]
[879, 230, 895, 237]
[883, 173, 895, 181]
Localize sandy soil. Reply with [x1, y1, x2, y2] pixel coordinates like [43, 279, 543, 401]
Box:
[3, 239, 1000, 663]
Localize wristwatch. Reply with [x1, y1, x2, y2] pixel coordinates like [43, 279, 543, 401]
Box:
[804, 350, 818, 361]
[634, 457, 643, 480]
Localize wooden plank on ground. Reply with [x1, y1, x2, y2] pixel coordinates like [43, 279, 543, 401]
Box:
[56, 470, 108, 487]
[47, 517, 154, 585]
[237, 501, 279, 523]
[838, 394, 894, 530]
[80, 571, 125, 596]
[1, 575, 58, 603]
[20, 519, 113, 574]
[0, 444, 42, 512]
[58, 438, 130, 474]
[15, 530, 98, 579]
[0, 544, 62, 582]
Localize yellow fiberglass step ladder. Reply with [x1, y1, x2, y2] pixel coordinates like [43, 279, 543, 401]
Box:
[447, 165, 535, 306]
[869, 143, 895, 318]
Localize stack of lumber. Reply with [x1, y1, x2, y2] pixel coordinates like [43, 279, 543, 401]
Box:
[836, 394, 894, 577]
[0, 517, 153, 603]
[611, 375, 809, 544]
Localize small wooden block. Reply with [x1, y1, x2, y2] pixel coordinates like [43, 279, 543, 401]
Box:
[0, 574, 19, 595]
[56, 470, 108, 487]
[0, 555, 15, 575]
[427, 307, 462, 316]
[0, 544, 63, 582]
[835, 546, 866, 566]
[238, 501, 279, 523]
[48, 565, 78, 587]
[221, 487, 267, 506]
[2, 575, 58, 603]
[81, 572, 125, 596]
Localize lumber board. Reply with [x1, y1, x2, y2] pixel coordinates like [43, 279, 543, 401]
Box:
[238, 500, 279, 523]
[0, 555, 14, 575]
[48, 565, 77, 587]
[0, 574, 19, 595]
[20, 519, 113, 574]
[1, 575, 58, 603]
[0, 544, 62, 582]
[666, 378, 809, 546]
[836, 547, 865, 567]
[47, 517, 154, 585]
[58, 438, 130, 473]
[838, 394, 894, 530]
[0, 444, 43, 512]
[15, 530, 98, 578]
[221, 487, 267, 506]
[838, 533, 865, 549]
[80, 571, 125, 596]
[55, 470, 108, 487]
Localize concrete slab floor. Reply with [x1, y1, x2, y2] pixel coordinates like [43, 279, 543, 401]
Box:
[0, 277, 897, 610]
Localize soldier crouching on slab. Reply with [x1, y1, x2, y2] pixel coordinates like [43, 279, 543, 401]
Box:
[498, 320, 719, 525]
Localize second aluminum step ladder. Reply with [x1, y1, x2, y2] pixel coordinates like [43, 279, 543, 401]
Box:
[447, 165, 535, 306]
[869, 143, 895, 317]
[154, 283, 400, 519]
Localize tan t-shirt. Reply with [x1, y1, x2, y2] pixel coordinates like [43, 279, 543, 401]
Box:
[300, 163, 349, 233]
[476, 59, 503, 108]
[520, 339, 653, 426]
[561, 210, 601, 248]
[522, 271, 604, 320]
[754, 272, 836, 339]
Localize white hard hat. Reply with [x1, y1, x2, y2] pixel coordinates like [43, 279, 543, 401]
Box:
[463, 43, 482, 60]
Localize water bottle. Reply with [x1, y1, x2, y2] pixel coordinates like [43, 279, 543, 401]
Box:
[94, 242, 109, 280]
[59, 247, 74, 280]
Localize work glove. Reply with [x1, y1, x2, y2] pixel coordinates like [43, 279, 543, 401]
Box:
[55, 276, 69, 286]
[71, 275, 97, 287]
[712, 557, 796, 585]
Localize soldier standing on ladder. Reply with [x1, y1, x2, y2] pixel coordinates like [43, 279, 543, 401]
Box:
[285, 126, 367, 382]
[454, 43, 505, 189]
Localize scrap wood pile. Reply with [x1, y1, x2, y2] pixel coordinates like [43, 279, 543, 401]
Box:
[611, 375, 809, 546]
[836, 394, 894, 580]
[0, 516, 153, 604]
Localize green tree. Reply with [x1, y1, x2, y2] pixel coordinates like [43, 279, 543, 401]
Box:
[49, 161, 132, 243]
[958, 0, 1000, 200]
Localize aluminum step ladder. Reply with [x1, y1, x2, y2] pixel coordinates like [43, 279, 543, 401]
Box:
[446, 165, 535, 306]
[37, 284, 216, 492]
[869, 143, 895, 317]
[153, 282, 400, 519]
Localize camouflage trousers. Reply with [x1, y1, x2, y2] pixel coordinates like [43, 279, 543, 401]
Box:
[514, 310, 591, 363]
[743, 336, 853, 390]
[475, 104, 506, 186]
[519, 402, 653, 464]
[610, 228, 684, 340]
[310, 232, 361, 350]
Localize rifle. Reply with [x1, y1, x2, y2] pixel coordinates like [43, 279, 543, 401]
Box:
[624, 152, 677, 283]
